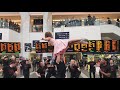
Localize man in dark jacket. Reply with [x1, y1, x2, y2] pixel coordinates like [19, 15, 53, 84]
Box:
[22, 60, 31, 78]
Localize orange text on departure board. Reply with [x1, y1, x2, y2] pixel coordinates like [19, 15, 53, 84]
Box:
[36, 42, 41, 50]
[104, 40, 111, 52]
[96, 40, 103, 52]
[74, 43, 80, 52]
[7, 43, 14, 53]
[0, 43, 6, 52]
[14, 43, 20, 52]
[42, 43, 47, 48]
[81, 43, 88, 52]
[88, 41, 95, 52]
[36, 43, 39, 50]
[112, 40, 117, 51]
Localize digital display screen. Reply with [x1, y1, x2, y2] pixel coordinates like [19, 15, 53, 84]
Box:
[96, 40, 104, 52]
[36, 42, 41, 53]
[48, 44, 54, 53]
[41, 42, 48, 53]
[73, 43, 80, 52]
[88, 40, 96, 52]
[33, 40, 39, 47]
[35, 40, 120, 53]
[0, 42, 21, 53]
[55, 32, 69, 39]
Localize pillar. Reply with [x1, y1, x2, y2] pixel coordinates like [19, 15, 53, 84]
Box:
[42, 12, 53, 60]
[19, 12, 31, 59]
[43, 12, 52, 32]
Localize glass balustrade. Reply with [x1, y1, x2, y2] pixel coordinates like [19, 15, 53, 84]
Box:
[52, 19, 120, 28]
[0, 19, 20, 33]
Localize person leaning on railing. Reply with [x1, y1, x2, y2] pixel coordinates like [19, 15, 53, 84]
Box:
[116, 18, 120, 27]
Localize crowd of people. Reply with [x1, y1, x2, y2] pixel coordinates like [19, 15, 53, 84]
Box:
[0, 55, 81, 78]
[0, 18, 20, 33]
[116, 18, 120, 27]
[52, 15, 120, 28]
[0, 54, 120, 78]
[78, 56, 120, 78]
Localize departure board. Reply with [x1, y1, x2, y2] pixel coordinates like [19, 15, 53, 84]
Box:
[0, 42, 21, 53]
[35, 40, 120, 53]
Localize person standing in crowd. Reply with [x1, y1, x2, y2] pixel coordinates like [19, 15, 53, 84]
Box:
[42, 32, 88, 64]
[3, 56, 10, 67]
[0, 61, 19, 78]
[99, 59, 111, 78]
[87, 58, 96, 78]
[87, 14, 93, 25]
[79, 59, 84, 69]
[84, 59, 87, 70]
[99, 59, 104, 78]
[79, 19, 82, 26]
[36, 57, 40, 69]
[107, 17, 112, 24]
[36, 61, 46, 78]
[19, 60, 23, 75]
[116, 18, 120, 27]
[4, 19, 8, 28]
[0, 57, 2, 66]
[9, 19, 12, 29]
[92, 16, 96, 25]
[0, 18, 3, 28]
[32, 57, 37, 72]
[55, 55, 66, 78]
[84, 18, 88, 26]
[22, 60, 31, 78]
[45, 59, 56, 78]
[109, 60, 118, 78]
[68, 60, 81, 78]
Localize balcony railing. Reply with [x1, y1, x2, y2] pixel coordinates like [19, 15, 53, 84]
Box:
[52, 19, 120, 28]
[0, 20, 20, 33]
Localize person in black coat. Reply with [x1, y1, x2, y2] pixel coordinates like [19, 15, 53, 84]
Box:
[36, 61, 46, 78]
[55, 55, 66, 78]
[22, 60, 31, 78]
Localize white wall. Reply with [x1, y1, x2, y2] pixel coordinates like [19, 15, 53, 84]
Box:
[29, 32, 45, 45]
[9, 29, 20, 42]
[0, 28, 9, 42]
[100, 25, 120, 36]
[54, 26, 101, 40]
[0, 29, 20, 42]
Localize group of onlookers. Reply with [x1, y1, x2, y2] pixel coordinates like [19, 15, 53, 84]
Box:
[0, 18, 20, 33]
[0, 55, 120, 78]
[53, 15, 120, 28]
[0, 55, 32, 78]
[79, 57, 120, 78]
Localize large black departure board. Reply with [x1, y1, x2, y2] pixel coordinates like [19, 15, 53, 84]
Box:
[35, 40, 120, 53]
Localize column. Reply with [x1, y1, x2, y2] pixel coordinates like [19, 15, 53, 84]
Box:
[42, 12, 53, 60]
[43, 12, 52, 32]
[19, 12, 30, 59]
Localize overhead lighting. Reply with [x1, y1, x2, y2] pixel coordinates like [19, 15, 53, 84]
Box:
[53, 19, 65, 22]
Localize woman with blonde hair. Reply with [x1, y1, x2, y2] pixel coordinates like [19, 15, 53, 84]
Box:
[68, 59, 81, 78]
